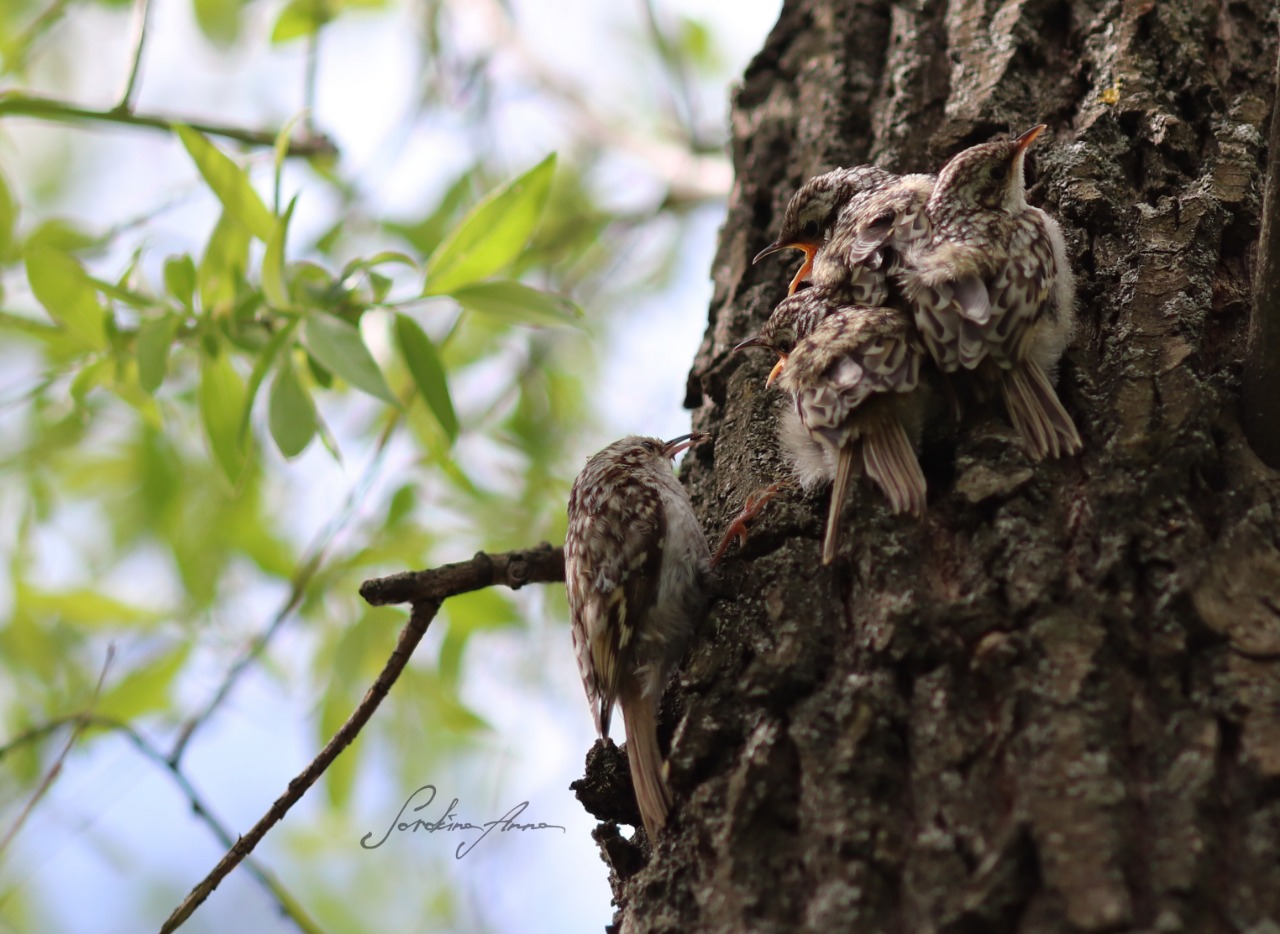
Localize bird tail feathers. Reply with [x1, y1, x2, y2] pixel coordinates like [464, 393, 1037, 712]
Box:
[621, 696, 672, 842]
[1001, 361, 1082, 460]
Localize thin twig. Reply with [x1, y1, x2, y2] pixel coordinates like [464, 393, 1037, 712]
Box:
[0, 646, 114, 860]
[1243, 38, 1280, 468]
[115, 0, 153, 112]
[158, 545, 565, 932]
[0, 92, 337, 158]
[304, 30, 320, 137]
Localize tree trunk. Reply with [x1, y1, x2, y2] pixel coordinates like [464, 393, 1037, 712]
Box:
[576, 1, 1280, 931]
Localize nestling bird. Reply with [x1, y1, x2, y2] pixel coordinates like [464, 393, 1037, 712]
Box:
[565, 434, 711, 840]
[898, 124, 1080, 459]
[820, 172, 935, 279]
[754, 165, 897, 298]
[760, 290, 930, 564]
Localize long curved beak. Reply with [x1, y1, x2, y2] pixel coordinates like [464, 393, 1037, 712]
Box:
[663, 432, 708, 458]
[765, 354, 788, 387]
[1015, 124, 1047, 152]
[733, 335, 765, 353]
[753, 240, 785, 265]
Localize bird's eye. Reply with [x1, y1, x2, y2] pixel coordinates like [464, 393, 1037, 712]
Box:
[991, 163, 1008, 181]
[802, 219, 820, 239]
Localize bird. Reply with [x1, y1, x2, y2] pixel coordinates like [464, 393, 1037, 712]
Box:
[759, 290, 930, 564]
[753, 165, 898, 299]
[564, 434, 711, 841]
[818, 172, 936, 280]
[897, 124, 1081, 459]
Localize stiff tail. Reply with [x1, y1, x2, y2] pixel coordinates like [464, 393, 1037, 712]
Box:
[620, 695, 672, 842]
[1001, 361, 1082, 461]
[822, 447, 857, 565]
[862, 417, 927, 517]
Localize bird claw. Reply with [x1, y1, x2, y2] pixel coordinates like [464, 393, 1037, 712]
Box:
[712, 481, 788, 565]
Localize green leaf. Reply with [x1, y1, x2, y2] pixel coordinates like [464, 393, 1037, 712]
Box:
[387, 168, 475, 256]
[271, 0, 332, 44]
[70, 358, 110, 404]
[0, 167, 17, 262]
[163, 254, 197, 308]
[96, 644, 191, 721]
[450, 280, 584, 328]
[24, 245, 107, 350]
[424, 154, 556, 295]
[262, 196, 298, 308]
[200, 343, 249, 485]
[198, 211, 251, 317]
[300, 314, 397, 405]
[440, 589, 520, 686]
[237, 319, 299, 443]
[271, 112, 307, 214]
[268, 355, 317, 457]
[136, 315, 181, 394]
[18, 585, 167, 628]
[395, 314, 457, 442]
[176, 125, 275, 241]
[193, 0, 241, 44]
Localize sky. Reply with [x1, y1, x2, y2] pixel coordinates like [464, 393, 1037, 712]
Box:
[1, 0, 783, 932]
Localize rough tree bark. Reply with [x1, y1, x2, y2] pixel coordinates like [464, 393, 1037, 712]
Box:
[573, 1, 1280, 931]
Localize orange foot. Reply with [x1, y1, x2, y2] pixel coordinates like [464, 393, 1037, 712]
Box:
[712, 481, 788, 566]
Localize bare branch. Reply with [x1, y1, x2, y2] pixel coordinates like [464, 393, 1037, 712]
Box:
[0, 92, 337, 159]
[358, 542, 566, 605]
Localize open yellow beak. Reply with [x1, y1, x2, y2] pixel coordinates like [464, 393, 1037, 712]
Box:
[766, 354, 788, 387]
[754, 240, 819, 296]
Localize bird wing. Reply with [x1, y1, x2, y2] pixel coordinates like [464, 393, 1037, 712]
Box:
[787, 308, 921, 447]
[984, 220, 1057, 367]
[567, 475, 665, 739]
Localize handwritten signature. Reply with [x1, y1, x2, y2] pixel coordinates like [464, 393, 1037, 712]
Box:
[361, 784, 566, 858]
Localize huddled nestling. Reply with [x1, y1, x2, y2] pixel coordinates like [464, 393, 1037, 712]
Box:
[738, 124, 1081, 563]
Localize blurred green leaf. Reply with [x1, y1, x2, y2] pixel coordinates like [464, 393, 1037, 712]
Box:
[268, 355, 317, 458]
[263, 196, 298, 308]
[198, 211, 251, 317]
[136, 314, 181, 394]
[301, 314, 397, 405]
[424, 154, 556, 295]
[199, 342, 249, 485]
[394, 314, 457, 442]
[387, 169, 475, 257]
[237, 320, 299, 444]
[24, 244, 107, 351]
[176, 126, 275, 241]
[17, 585, 167, 628]
[271, 0, 332, 44]
[163, 254, 197, 309]
[96, 644, 191, 721]
[192, 0, 242, 47]
[450, 280, 584, 329]
[439, 589, 520, 686]
[24, 218, 98, 254]
[0, 167, 16, 262]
